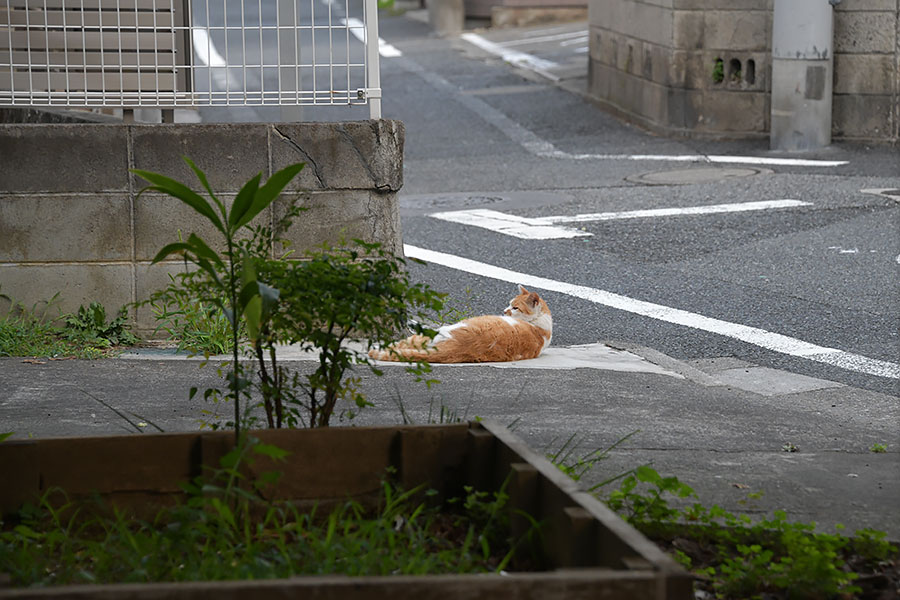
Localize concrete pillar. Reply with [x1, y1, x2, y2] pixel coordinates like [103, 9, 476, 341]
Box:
[770, 0, 835, 151]
[428, 0, 464, 37]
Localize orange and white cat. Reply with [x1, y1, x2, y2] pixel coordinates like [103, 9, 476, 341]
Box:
[369, 285, 552, 363]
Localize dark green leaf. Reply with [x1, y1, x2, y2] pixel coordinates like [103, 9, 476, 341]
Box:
[253, 443, 290, 461]
[151, 242, 193, 264]
[186, 233, 225, 269]
[131, 169, 225, 233]
[228, 172, 263, 230]
[233, 163, 305, 231]
[182, 157, 226, 217]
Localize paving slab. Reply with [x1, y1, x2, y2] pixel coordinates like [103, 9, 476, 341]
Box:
[2, 343, 897, 540]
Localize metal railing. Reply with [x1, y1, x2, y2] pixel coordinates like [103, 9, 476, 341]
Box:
[0, 0, 382, 118]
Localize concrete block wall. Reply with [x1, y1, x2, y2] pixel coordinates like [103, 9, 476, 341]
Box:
[0, 121, 405, 334]
[588, 0, 899, 142]
[832, 0, 899, 142]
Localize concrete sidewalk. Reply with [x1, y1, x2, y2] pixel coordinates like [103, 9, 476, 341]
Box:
[2, 341, 897, 539]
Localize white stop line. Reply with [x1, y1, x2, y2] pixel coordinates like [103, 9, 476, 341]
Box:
[431, 199, 813, 240]
[405, 245, 900, 380]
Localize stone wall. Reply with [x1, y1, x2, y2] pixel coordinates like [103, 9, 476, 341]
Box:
[0, 121, 405, 333]
[587, 0, 899, 143]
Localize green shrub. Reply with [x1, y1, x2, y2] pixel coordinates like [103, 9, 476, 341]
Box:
[135, 158, 445, 433]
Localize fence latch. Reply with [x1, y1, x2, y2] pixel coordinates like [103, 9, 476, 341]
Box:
[357, 88, 382, 100]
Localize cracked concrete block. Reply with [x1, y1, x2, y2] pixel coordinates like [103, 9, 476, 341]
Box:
[0, 125, 128, 193]
[834, 11, 897, 54]
[0, 263, 132, 319]
[134, 192, 272, 261]
[0, 194, 131, 262]
[274, 190, 402, 255]
[131, 124, 269, 193]
[270, 120, 405, 193]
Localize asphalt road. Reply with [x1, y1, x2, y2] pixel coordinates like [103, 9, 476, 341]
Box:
[370, 13, 900, 398]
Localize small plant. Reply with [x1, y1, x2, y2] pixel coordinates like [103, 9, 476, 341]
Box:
[0, 289, 131, 359]
[257, 240, 444, 428]
[712, 58, 724, 84]
[150, 279, 239, 355]
[548, 430, 641, 492]
[136, 158, 446, 433]
[781, 441, 798, 453]
[597, 466, 897, 599]
[64, 302, 139, 347]
[133, 158, 305, 441]
[869, 443, 887, 453]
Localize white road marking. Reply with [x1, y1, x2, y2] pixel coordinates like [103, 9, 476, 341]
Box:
[461, 33, 558, 73]
[404, 245, 900, 380]
[431, 200, 813, 240]
[401, 51, 848, 167]
[547, 153, 848, 167]
[430, 208, 588, 240]
[497, 31, 588, 47]
[559, 36, 590, 47]
[342, 18, 402, 57]
[861, 188, 900, 201]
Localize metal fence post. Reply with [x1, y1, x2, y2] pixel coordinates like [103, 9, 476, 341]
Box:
[364, 0, 382, 119]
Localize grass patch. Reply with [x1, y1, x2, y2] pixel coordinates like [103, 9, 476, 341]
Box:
[0, 438, 532, 587]
[604, 466, 899, 599]
[0, 293, 137, 359]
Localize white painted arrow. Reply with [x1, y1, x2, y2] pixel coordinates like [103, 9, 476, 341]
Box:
[430, 199, 813, 240]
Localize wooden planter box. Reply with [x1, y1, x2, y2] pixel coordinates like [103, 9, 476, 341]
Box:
[0, 421, 692, 599]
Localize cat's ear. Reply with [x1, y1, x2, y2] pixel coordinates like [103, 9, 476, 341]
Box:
[518, 284, 529, 295]
[527, 292, 540, 307]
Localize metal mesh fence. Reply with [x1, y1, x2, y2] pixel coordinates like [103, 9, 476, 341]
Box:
[0, 0, 382, 117]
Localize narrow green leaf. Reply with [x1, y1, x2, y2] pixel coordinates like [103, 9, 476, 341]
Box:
[238, 279, 262, 340]
[151, 242, 193, 264]
[258, 281, 280, 318]
[182, 157, 226, 217]
[228, 172, 263, 230]
[131, 169, 225, 233]
[253, 443, 290, 461]
[233, 163, 304, 231]
[186, 233, 225, 269]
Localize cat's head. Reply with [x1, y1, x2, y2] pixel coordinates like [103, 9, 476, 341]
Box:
[504, 284, 551, 321]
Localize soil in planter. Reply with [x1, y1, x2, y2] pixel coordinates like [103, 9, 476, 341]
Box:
[0, 480, 541, 587]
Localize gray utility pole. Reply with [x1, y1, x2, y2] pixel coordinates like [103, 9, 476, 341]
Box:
[770, 0, 837, 151]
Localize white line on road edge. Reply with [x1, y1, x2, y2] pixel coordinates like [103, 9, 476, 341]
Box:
[342, 18, 402, 57]
[431, 200, 813, 240]
[461, 33, 559, 75]
[401, 50, 848, 167]
[544, 152, 849, 167]
[404, 244, 900, 380]
[497, 31, 589, 47]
